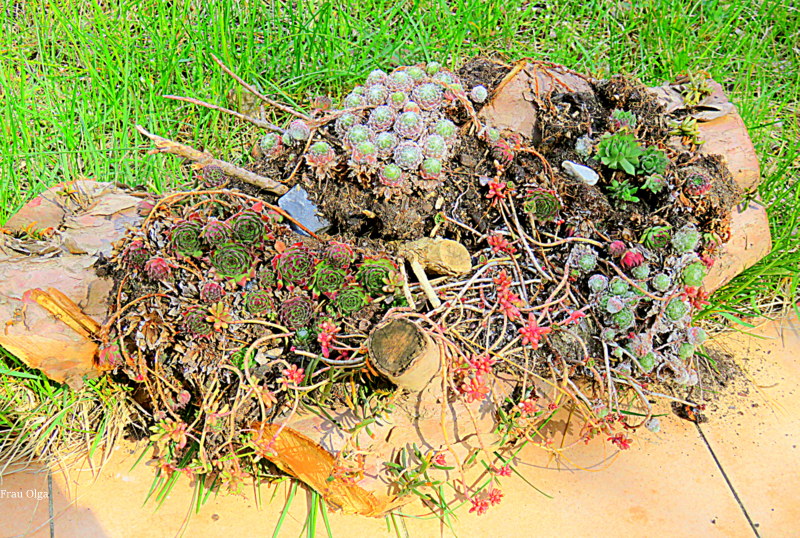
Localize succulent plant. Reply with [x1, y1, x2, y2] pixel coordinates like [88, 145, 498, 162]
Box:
[206, 301, 233, 331]
[245, 289, 273, 315]
[335, 112, 360, 136]
[631, 263, 650, 280]
[145, 257, 171, 281]
[609, 277, 629, 296]
[596, 132, 643, 175]
[387, 91, 408, 109]
[678, 342, 695, 360]
[577, 253, 597, 272]
[426, 61, 442, 75]
[420, 158, 443, 180]
[311, 263, 346, 295]
[367, 106, 396, 132]
[588, 274, 609, 292]
[432, 119, 457, 141]
[522, 188, 561, 221]
[202, 165, 227, 187]
[375, 131, 399, 157]
[345, 125, 374, 148]
[366, 84, 389, 106]
[670, 116, 702, 145]
[637, 147, 669, 176]
[343, 92, 365, 108]
[641, 173, 668, 194]
[606, 179, 640, 204]
[393, 141, 424, 170]
[637, 352, 656, 373]
[201, 219, 232, 247]
[629, 333, 653, 357]
[682, 262, 707, 287]
[272, 243, 315, 284]
[199, 281, 225, 303]
[606, 296, 625, 314]
[288, 120, 311, 141]
[211, 244, 255, 283]
[651, 273, 672, 292]
[642, 226, 671, 250]
[311, 95, 332, 111]
[356, 257, 397, 295]
[387, 70, 414, 92]
[170, 220, 203, 257]
[683, 167, 713, 197]
[257, 265, 277, 287]
[422, 134, 448, 159]
[609, 240, 627, 257]
[411, 83, 444, 110]
[671, 227, 701, 253]
[491, 138, 515, 166]
[687, 326, 708, 345]
[620, 250, 645, 270]
[324, 241, 355, 268]
[432, 70, 457, 85]
[122, 239, 148, 270]
[306, 141, 336, 169]
[182, 307, 213, 339]
[379, 163, 405, 186]
[366, 68, 387, 86]
[351, 141, 379, 165]
[394, 111, 424, 139]
[612, 308, 635, 330]
[259, 133, 283, 159]
[229, 210, 266, 243]
[609, 109, 637, 131]
[470, 85, 488, 103]
[333, 284, 369, 315]
[601, 328, 617, 341]
[279, 295, 315, 328]
[666, 298, 690, 321]
[484, 127, 501, 144]
[406, 65, 426, 82]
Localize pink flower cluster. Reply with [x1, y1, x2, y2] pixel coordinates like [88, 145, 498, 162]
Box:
[317, 319, 340, 358]
[493, 269, 522, 321]
[280, 364, 305, 387]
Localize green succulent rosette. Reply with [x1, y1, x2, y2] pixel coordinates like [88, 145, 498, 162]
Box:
[182, 307, 213, 339]
[279, 295, 315, 328]
[522, 188, 561, 221]
[333, 284, 368, 315]
[324, 241, 355, 268]
[245, 289, 273, 315]
[311, 262, 346, 295]
[170, 220, 203, 257]
[229, 210, 266, 243]
[210, 243, 255, 283]
[201, 219, 232, 246]
[273, 243, 315, 284]
[356, 257, 397, 295]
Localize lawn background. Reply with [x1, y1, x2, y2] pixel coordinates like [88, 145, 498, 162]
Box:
[1, 0, 798, 315]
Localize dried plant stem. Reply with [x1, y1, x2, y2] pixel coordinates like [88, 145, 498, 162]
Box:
[134, 125, 288, 195]
[163, 95, 283, 132]
[210, 54, 311, 122]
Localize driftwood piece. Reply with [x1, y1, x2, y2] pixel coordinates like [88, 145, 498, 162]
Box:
[134, 125, 288, 196]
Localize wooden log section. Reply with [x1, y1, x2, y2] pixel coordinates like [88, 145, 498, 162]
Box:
[367, 318, 441, 392]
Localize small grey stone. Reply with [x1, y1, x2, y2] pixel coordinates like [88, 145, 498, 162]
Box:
[277, 185, 331, 236]
[575, 134, 594, 159]
[562, 160, 599, 186]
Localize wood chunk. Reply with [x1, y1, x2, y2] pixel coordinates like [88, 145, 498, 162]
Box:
[368, 318, 440, 392]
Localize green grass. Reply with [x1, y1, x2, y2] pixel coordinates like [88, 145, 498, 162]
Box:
[1, 0, 797, 315]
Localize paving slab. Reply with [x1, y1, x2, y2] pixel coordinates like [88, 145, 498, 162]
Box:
[0, 468, 51, 538]
[700, 316, 800, 536]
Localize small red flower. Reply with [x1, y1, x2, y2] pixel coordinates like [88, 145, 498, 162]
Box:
[469, 354, 497, 377]
[518, 313, 552, 349]
[493, 465, 512, 477]
[487, 488, 504, 506]
[280, 364, 305, 386]
[700, 253, 716, 269]
[562, 309, 587, 325]
[486, 180, 508, 205]
[682, 286, 710, 309]
[518, 398, 538, 415]
[317, 319, 340, 358]
[487, 234, 517, 255]
[608, 433, 632, 450]
[460, 377, 490, 403]
[469, 496, 490, 516]
[620, 250, 645, 270]
[432, 453, 447, 466]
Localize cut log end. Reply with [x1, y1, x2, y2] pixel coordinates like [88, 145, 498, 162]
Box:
[368, 318, 440, 392]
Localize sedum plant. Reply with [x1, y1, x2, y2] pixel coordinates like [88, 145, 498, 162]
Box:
[596, 132, 643, 175]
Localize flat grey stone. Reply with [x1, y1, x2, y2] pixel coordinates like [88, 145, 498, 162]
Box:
[277, 185, 330, 236]
[562, 160, 599, 186]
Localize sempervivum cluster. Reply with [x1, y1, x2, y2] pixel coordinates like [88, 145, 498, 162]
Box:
[303, 62, 488, 196]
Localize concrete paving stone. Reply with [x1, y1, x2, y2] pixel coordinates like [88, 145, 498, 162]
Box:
[0, 467, 52, 538]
